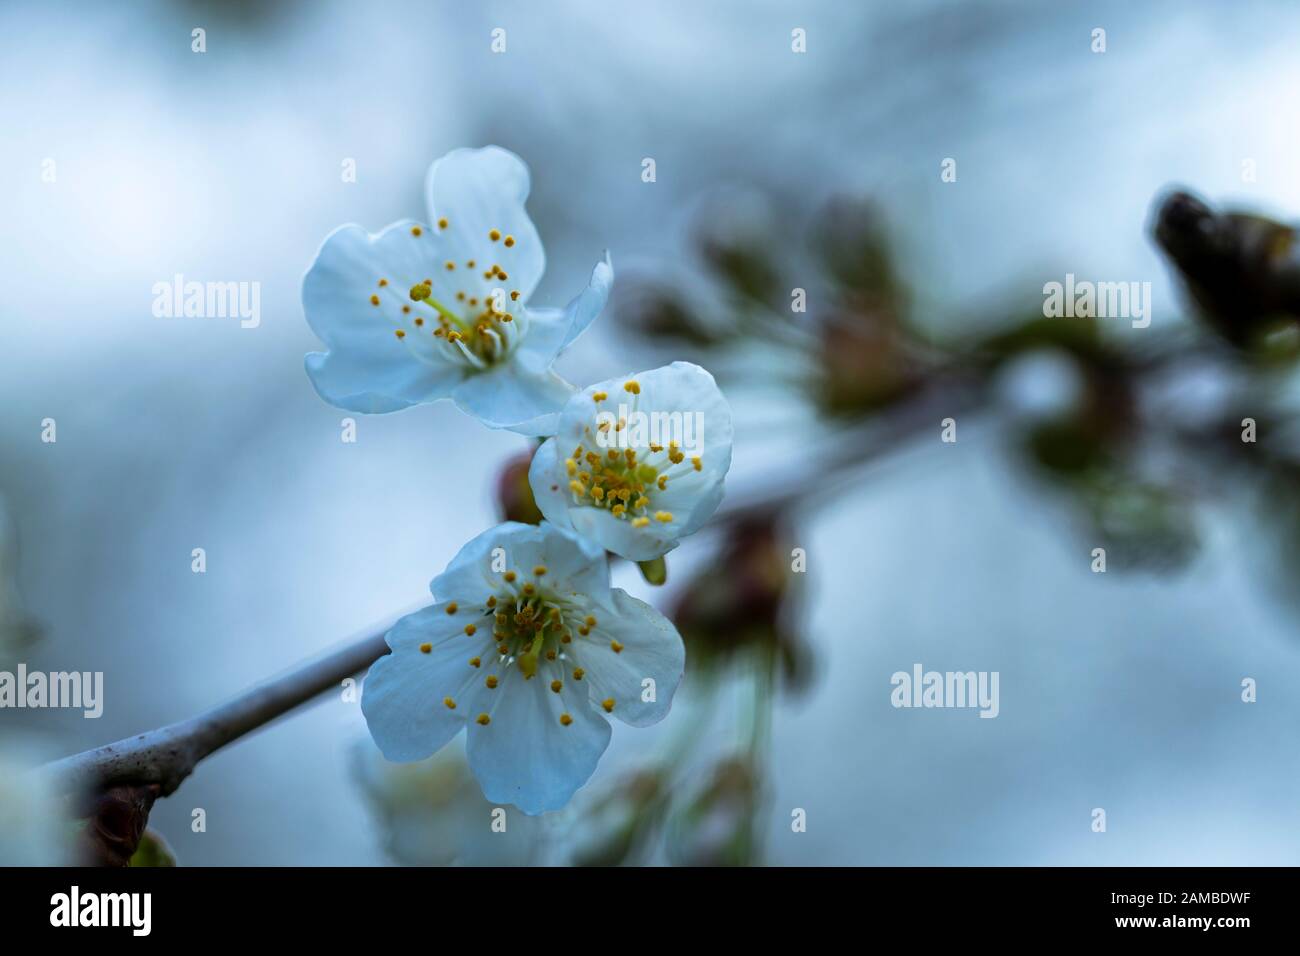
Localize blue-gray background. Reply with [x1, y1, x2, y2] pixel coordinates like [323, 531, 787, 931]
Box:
[2, 0, 1299, 864]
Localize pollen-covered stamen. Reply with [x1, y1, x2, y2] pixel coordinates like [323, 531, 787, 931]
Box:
[395, 247, 529, 368]
[482, 572, 598, 690]
[564, 393, 704, 526]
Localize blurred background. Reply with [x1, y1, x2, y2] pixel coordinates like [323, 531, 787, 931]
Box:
[4, 0, 1300, 865]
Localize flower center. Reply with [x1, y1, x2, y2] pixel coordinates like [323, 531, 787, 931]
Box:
[407, 278, 526, 368]
[487, 574, 588, 679]
[370, 222, 528, 370]
[563, 381, 705, 527]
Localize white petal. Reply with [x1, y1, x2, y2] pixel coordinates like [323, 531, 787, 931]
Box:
[432, 521, 611, 611]
[517, 253, 614, 373]
[465, 657, 611, 814]
[450, 363, 574, 435]
[570, 506, 679, 562]
[303, 221, 471, 413]
[424, 146, 545, 304]
[527, 439, 576, 532]
[573, 588, 683, 727]
[361, 603, 496, 762]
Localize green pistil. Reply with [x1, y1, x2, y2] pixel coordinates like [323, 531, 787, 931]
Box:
[517, 626, 548, 679]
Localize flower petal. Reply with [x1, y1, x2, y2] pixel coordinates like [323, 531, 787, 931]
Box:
[527, 439, 575, 531]
[569, 506, 676, 562]
[517, 252, 614, 373]
[303, 221, 466, 413]
[450, 364, 574, 436]
[465, 657, 611, 814]
[431, 521, 612, 611]
[574, 588, 683, 728]
[361, 602, 496, 762]
[425, 146, 545, 304]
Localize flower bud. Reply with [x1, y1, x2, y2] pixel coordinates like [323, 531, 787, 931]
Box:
[1153, 188, 1300, 350]
[495, 448, 544, 524]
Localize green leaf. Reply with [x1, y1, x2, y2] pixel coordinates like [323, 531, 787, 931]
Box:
[636, 556, 667, 586]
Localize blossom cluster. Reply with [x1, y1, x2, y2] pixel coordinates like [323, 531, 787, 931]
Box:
[303, 148, 733, 813]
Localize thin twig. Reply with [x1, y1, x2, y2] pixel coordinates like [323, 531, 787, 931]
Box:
[43, 627, 392, 798]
